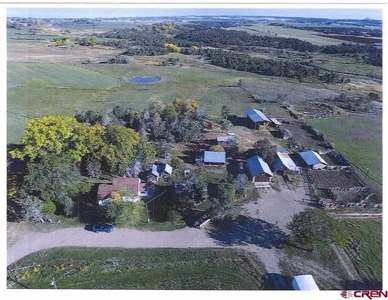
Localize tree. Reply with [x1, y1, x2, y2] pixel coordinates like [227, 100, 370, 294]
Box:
[168, 210, 184, 225]
[20, 193, 45, 223]
[208, 182, 241, 220]
[219, 119, 231, 131]
[89, 36, 98, 46]
[85, 157, 102, 179]
[223, 138, 239, 156]
[221, 105, 231, 119]
[10, 116, 89, 161]
[234, 174, 249, 198]
[210, 145, 224, 152]
[108, 202, 145, 227]
[98, 125, 140, 175]
[255, 139, 277, 164]
[23, 153, 92, 216]
[286, 208, 348, 249]
[170, 156, 185, 170]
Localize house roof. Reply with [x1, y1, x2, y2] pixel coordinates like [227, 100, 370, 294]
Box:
[97, 177, 141, 200]
[292, 275, 319, 290]
[299, 151, 327, 166]
[245, 109, 271, 123]
[204, 151, 226, 163]
[246, 155, 273, 177]
[163, 164, 173, 175]
[150, 164, 173, 177]
[217, 136, 234, 142]
[272, 152, 298, 171]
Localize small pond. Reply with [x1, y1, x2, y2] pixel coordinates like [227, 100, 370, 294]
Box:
[129, 76, 161, 84]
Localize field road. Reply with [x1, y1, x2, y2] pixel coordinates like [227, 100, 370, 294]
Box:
[7, 182, 309, 290]
[7, 226, 224, 266]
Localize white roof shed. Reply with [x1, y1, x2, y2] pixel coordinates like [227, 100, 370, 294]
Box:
[292, 275, 319, 290]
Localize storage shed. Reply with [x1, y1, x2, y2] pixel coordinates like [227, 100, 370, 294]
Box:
[245, 109, 271, 129]
[196, 151, 226, 165]
[292, 275, 319, 290]
[299, 150, 327, 170]
[246, 155, 273, 182]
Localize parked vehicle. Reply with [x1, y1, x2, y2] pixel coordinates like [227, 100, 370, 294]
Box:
[194, 214, 211, 229]
[92, 224, 114, 233]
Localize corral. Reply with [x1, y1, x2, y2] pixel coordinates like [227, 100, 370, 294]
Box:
[305, 169, 364, 189]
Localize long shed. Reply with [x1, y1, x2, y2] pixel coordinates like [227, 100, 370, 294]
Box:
[299, 150, 327, 170]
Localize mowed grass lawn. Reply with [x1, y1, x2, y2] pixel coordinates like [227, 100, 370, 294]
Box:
[7, 247, 265, 290]
[308, 115, 382, 185]
[345, 219, 382, 283]
[7, 61, 259, 144]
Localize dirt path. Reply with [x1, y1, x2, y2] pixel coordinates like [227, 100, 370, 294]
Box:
[331, 244, 363, 282]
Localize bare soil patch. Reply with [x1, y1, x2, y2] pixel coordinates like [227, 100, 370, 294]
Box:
[307, 169, 363, 189]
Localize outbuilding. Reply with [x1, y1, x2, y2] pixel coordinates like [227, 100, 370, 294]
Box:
[272, 151, 299, 173]
[246, 155, 273, 182]
[299, 150, 327, 170]
[196, 151, 226, 165]
[245, 109, 271, 129]
[292, 275, 319, 290]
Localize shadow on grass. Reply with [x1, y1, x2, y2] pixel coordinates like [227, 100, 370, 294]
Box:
[342, 279, 382, 290]
[207, 215, 288, 249]
[262, 273, 293, 290]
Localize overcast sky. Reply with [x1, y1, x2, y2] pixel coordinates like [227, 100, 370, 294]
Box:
[7, 8, 382, 20]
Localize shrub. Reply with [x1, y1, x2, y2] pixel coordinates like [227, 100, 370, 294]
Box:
[43, 200, 56, 215]
[168, 210, 184, 225]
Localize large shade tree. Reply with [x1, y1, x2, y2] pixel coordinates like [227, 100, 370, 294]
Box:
[10, 116, 89, 161]
[23, 153, 92, 216]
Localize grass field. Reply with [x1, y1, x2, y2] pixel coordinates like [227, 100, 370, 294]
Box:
[311, 54, 382, 79]
[7, 247, 265, 290]
[308, 115, 382, 187]
[345, 219, 382, 283]
[7, 60, 261, 144]
[227, 24, 344, 46]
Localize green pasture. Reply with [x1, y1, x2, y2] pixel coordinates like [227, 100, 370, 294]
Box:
[228, 24, 344, 46]
[312, 54, 382, 79]
[7, 61, 261, 144]
[308, 115, 382, 186]
[7, 247, 264, 290]
[345, 219, 382, 282]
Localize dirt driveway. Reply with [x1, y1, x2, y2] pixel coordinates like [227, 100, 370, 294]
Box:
[7, 176, 313, 291]
[242, 182, 309, 234]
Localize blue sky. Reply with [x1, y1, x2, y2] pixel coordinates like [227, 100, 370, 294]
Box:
[7, 8, 382, 20]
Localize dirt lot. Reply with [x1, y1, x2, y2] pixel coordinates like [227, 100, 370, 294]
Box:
[307, 169, 364, 189]
[241, 176, 309, 234]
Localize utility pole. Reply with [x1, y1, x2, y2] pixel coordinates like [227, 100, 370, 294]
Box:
[144, 190, 167, 223]
[363, 163, 372, 183]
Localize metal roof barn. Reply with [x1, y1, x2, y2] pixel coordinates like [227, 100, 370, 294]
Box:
[272, 151, 299, 171]
[299, 150, 327, 167]
[246, 155, 273, 177]
[292, 275, 319, 290]
[245, 109, 271, 123]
